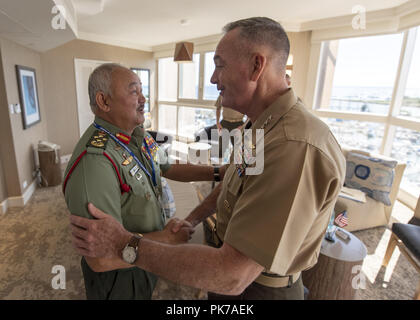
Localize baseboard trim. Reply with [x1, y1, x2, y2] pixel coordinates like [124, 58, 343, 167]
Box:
[8, 179, 37, 208]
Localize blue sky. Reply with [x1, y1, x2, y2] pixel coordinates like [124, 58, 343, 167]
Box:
[333, 29, 420, 90]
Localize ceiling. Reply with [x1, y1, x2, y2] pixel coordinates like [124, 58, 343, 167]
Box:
[0, 0, 413, 52]
[72, 0, 411, 49]
[0, 0, 76, 52]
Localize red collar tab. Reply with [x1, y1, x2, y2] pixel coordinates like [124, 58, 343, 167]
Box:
[116, 132, 131, 144]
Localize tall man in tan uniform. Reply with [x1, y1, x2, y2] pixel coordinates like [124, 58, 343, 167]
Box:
[69, 17, 346, 300]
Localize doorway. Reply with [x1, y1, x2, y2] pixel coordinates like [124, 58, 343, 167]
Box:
[74, 59, 110, 137]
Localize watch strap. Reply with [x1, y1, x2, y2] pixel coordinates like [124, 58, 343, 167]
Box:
[128, 233, 143, 249]
[213, 166, 220, 182]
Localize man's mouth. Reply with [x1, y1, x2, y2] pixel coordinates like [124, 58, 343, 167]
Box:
[137, 105, 144, 112]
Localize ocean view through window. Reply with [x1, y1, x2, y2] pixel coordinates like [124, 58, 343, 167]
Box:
[391, 127, 420, 197]
[317, 33, 403, 114]
[321, 118, 384, 154]
[401, 26, 420, 119]
[204, 52, 218, 100]
[314, 28, 420, 199]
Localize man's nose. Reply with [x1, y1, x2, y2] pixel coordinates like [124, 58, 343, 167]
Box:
[139, 94, 146, 104]
[210, 70, 217, 85]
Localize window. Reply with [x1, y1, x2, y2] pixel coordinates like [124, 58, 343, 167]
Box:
[179, 54, 200, 99]
[314, 27, 420, 200]
[204, 52, 218, 100]
[315, 34, 403, 114]
[158, 58, 178, 101]
[400, 27, 420, 119]
[390, 127, 420, 197]
[321, 118, 385, 153]
[131, 68, 150, 112]
[178, 107, 215, 139]
[157, 51, 219, 141]
[158, 104, 177, 135]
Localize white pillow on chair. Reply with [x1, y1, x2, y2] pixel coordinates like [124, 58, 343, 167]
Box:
[345, 152, 397, 206]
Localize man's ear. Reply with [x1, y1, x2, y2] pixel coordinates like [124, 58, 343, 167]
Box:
[96, 92, 110, 112]
[250, 54, 266, 82]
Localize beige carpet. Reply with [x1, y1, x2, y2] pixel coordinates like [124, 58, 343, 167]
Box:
[0, 179, 418, 300]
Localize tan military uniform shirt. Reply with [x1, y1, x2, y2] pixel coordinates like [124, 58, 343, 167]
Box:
[215, 95, 245, 122]
[216, 88, 346, 280]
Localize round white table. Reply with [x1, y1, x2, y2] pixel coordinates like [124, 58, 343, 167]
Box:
[188, 142, 211, 165]
[302, 228, 367, 300]
[321, 228, 367, 261]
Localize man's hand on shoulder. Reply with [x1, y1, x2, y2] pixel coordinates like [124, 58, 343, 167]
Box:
[70, 203, 131, 259]
[70, 204, 196, 260]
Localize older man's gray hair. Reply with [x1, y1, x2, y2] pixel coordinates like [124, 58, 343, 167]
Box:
[223, 17, 290, 71]
[88, 63, 126, 113]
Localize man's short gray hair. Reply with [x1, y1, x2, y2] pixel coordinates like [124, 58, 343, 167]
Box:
[88, 63, 125, 113]
[223, 17, 290, 70]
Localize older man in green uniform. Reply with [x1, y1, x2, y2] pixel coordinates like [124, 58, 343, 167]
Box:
[69, 18, 346, 300]
[64, 63, 221, 300]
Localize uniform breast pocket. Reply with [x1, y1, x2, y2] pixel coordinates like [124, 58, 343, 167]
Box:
[225, 171, 244, 214]
[121, 168, 152, 208]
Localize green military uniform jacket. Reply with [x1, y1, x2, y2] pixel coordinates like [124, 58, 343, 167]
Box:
[64, 116, 171, 300]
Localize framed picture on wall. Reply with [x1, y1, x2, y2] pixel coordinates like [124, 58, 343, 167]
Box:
[16, 65, 41, 129]
[131, 68, 150, 112]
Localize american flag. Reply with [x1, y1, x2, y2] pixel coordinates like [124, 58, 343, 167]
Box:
[334, 210, 348, 228]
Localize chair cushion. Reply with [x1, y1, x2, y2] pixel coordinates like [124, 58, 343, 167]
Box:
[345, 152, 397, 206]
[335, 195, 386, 232]
[392, 223, 420, 260]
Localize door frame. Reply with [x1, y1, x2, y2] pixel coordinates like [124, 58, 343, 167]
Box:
[74, 58, 110, 137]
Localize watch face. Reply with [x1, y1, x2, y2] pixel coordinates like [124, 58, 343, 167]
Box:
[122, 246, 137, 264]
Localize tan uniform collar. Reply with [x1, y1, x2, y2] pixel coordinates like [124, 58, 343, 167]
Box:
[250, 88, 298, 134]
[94, 116, 145, 143]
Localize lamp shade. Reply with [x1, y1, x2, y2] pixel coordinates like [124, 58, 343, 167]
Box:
[174, 42, 194, 62]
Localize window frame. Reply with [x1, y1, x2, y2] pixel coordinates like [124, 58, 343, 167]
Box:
[312, 26, 420, 203]
[130, 68, 151, 113]
[157, 50, 221, 140]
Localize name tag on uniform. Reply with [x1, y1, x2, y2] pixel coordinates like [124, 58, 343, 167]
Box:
[130, 165, 139, 177]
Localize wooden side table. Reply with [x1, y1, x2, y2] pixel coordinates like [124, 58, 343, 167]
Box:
[302, 228, 367, 300]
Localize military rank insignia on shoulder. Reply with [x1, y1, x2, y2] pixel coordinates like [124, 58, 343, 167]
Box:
[87, 130, 109, 149]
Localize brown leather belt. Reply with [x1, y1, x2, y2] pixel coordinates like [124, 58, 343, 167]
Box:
[205, 223, 300, 288]
[254, 271, 301, 288]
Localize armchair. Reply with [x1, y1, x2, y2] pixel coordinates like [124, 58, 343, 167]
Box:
[334, 147, 406, 232]
[382, 197, 420, 300]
